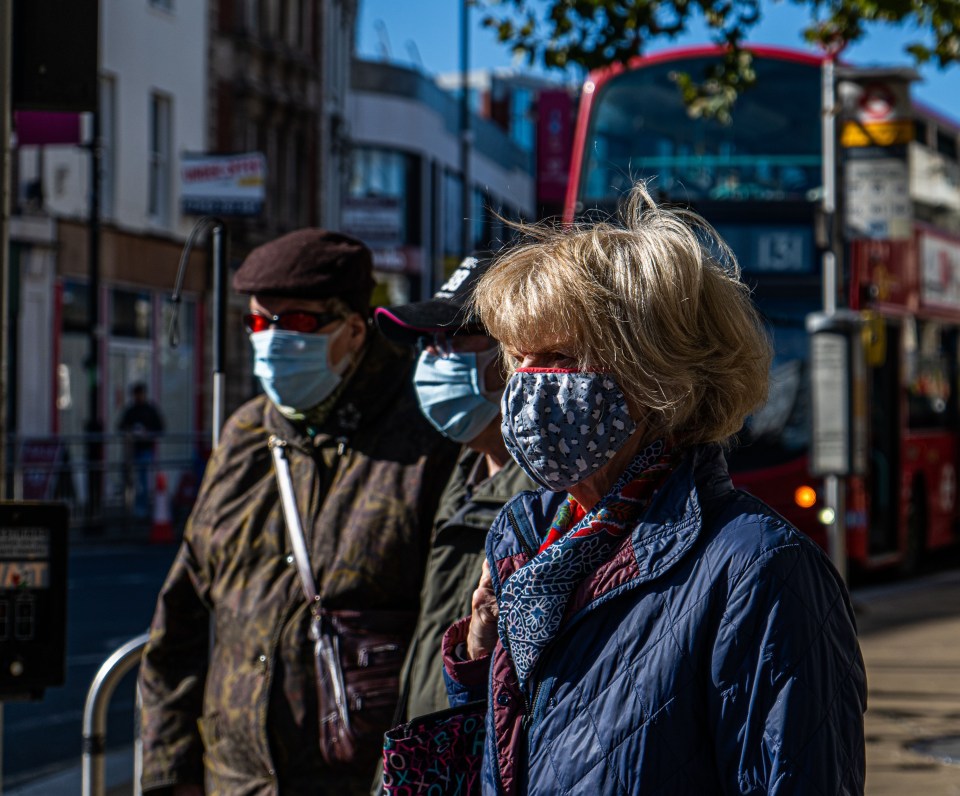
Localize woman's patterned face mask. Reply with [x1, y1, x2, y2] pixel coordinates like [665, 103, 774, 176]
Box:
[500, 369, 637, 490]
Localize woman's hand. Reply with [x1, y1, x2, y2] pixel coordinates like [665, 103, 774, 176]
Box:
[466, 559, 499, 660]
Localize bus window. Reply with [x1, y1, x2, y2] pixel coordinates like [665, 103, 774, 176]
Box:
[580, 56, 822, 211]
[907, 321, 953, 429]
[734, 322, 810, 467]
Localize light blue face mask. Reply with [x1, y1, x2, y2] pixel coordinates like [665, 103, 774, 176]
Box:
[250, 327, 349, 413]
[413, 348, 501, 443]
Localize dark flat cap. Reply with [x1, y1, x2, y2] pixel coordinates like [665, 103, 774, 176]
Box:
[233, 229, 375, 313]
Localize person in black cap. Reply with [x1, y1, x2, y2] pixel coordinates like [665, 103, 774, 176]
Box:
[139, 229, 457, 796]
[372, 255, 542, 733]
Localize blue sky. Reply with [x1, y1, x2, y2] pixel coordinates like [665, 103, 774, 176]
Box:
[356, 0, 959, 122]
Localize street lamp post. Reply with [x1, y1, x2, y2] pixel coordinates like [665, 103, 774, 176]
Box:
[459, 0, 472, 260]
[84, 95, 103, 531]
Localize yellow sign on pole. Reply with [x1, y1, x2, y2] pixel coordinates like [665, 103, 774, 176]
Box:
[840, 119, 915, 148]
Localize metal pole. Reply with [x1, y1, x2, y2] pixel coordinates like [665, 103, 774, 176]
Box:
[0, 0, 10, 497]
[821, 55, 847, 578]
[822, 56, 837, 313]
[822, 250, 837, 315]
[0, 2, 11, 784]
[459, 0, 471, 258]
[85, 77, 103, 529]
[824, 477, 847, 582]
[211, 222, 226, 449]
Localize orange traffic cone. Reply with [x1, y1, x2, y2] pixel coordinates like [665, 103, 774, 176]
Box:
[149, 472, 175, 544]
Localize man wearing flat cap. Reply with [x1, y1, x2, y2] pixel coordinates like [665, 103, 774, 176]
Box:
[139, 230, 457, 796]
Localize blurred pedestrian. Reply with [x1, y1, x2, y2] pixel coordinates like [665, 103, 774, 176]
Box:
[118, 381, 164, 518]
[138, 229, 457, 795]
[444, 182, 868, 794]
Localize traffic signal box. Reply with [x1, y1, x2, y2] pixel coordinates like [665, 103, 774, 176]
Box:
[0, 502, 69, 700]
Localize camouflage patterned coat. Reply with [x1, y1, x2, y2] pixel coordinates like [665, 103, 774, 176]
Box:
[139, 334, 457, 795]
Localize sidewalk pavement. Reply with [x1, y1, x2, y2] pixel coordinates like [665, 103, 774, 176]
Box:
[855, 568, 960, 795]
[9, 569, 960, 795]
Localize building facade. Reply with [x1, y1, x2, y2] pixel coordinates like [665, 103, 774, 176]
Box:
[9, 1, 357, 514]
[207, 0, 356, 411]
[11, 0, 209, 513]
[345, 59, 536, 304]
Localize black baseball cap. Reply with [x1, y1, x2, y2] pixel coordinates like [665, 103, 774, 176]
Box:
[375, 254, 493, 345]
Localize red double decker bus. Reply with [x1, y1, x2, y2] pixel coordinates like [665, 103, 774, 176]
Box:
[564, 45, 960, 573]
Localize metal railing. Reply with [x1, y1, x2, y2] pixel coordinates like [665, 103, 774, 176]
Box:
[81, 633, 149, 796]
[6, 431, 210, 532]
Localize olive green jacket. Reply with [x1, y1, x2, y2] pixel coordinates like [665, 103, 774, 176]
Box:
[139, 334, 457, 796]
[398, 450, 537, 720]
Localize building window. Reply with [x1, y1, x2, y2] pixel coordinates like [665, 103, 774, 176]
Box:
[442, 170, 463, 257]
[907, 322, 957, 429]
[936, 129, 958, 162]
[61, 280, 90, 333]
[914, 119, 929, 146]
[263, 0, 280, 38]
[100, 76, 116, 218]
[345, 147, 411, 248]
[283, 130, 301, 225]
[509, 87, 535, 152]
[284, 0, 303, 48]
[471, 188, 486, 251]
[301, 0, 313, 55]
[111, 289, 153, 339]
[148, 92, 172, 225]
[294, 131, 308, 226]
[266, 124, 278, 226]
[243, 0, 260, 34]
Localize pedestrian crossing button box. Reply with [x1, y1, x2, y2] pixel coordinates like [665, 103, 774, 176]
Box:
[0, 501, 69, 700]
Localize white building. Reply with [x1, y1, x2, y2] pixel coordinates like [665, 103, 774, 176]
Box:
[345, 59, 536, 304]
[14, 0, 207, 438]
[11, 0, 208, 510]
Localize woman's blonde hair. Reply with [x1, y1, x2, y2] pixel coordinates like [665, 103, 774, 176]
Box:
[473, 181, 773, 448]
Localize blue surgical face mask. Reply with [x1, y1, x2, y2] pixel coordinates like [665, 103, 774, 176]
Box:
[250, 326, 350, 413]
[413, 347, 501, 443]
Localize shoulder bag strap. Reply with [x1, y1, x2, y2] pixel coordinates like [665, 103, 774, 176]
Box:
[268, 435, 321, 608]
[269, 434, 352, 734]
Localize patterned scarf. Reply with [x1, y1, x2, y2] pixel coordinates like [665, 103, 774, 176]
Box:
[498, 439, 674, 690]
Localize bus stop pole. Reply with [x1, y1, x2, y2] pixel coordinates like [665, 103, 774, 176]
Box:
[821, 55, 847, 580]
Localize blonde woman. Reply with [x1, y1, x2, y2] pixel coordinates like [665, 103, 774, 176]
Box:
[442, 183, 867, 795]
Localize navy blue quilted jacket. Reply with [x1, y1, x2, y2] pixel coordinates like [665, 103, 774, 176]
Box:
[444, 444, 867, 795]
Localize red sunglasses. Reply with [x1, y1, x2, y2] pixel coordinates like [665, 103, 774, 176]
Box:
[243, 310, 343, 334]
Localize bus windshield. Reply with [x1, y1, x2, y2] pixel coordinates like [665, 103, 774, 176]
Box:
[580, 55, 823, 210]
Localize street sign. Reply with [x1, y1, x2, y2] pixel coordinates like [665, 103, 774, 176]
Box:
[837, 69, 917, 149]
[180, 152, 267, 217]
[807, 311, 869, 478]
[844, 153, 911, 240]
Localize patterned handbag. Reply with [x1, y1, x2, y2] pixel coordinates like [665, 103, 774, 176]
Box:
[382, 700, 487, 795]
